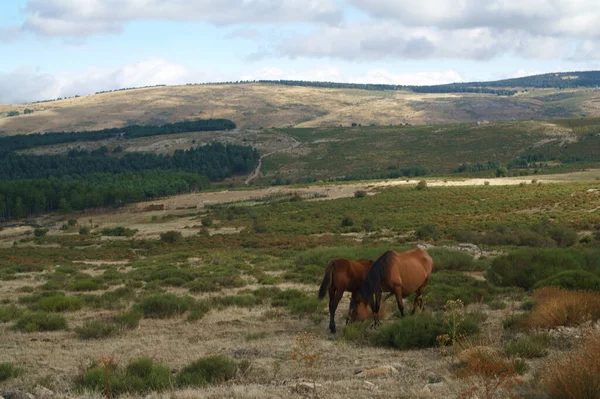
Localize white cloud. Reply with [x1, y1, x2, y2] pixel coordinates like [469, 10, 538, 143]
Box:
[348, 0, 600, 38]
[275, 22, 573, 61]
[0, 60, 464, 103]
[20, 0, 341, 37]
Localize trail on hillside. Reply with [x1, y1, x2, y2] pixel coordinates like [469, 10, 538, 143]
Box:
[245, 133, 301, 185]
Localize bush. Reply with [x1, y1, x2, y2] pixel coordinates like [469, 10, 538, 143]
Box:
[13, 312, 68, 332]
[371, 312, 480, 350]
[0, 305, 23, 322]
[504, 334, 550, 358]
[427, 248, 478, 271]
[34, 228, 49, 237]
[426, 271, 496, 310]
[541, 334, 600, 399]
[101, 226, 138, 237]
[416, 180, 427, 190]
[75, 321, 117, 339]
[69, 280, 102, 291]
[201, 216, 213, 227]
[354, 190, 367, 198]
[0, 363, 23, 382]
[176, 355, 237, 387]
[79, 226, 90, 235]
[140, 294, 191, 318]
[68, 219, 78, 226]
[160, 230, 183, 243]
[486, 248, 600, 290]
[533, 270, 600, 292]
[416, 224, 440, 240]
[341, 215, 355, 227]
[528, 287, 600, 328]
[22, 292, 82, 312]
[77, 357, 172, 396]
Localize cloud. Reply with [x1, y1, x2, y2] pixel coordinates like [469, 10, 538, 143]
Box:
[0, 25, 22, 42]
[274, 22, 573, 61]
[348, 0, 600, 38]
[19, 0, 341, 38]
[0, 59, 464, 103]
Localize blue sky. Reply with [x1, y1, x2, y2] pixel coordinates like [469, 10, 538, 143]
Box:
[2, 0, 599, 103]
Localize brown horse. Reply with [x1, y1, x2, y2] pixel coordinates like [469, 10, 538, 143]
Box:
[351, 248, 434, 327]
[318, 258, 374, 333]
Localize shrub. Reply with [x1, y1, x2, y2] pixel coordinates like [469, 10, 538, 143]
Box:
[176, 355, 237, 387]
[77, 357, 172, 396]
[341, 215, 355, 227]
[533, 270, 600, 292]
[69, 280, 102, 291]
[528, 287, 600, 328]
[75, 321, 117, 339]
[504, 334, 550, 358]
[354, 190, 367, 198]
[160, 230, 183, 243]
[486, 248, 600, 290]
[428, 248, 478, 271]
[13, 312, 68, 332]
[114, 309, 143, 329]
[0, 363, 23, 382]
[68, 219, 78, 227]
[79, 226, 90, 235]
[34, 228, 49, 237]
[426, 271, 495, 310]
[140, 294, 191, 318]
[23, 292, 82, 312]
[541, 334, 600, 399]
[201, 216, 213, 227]
[101, 226, 138, 237]
[371, 312, 480, 350]
[502, 313, 529, 331]
[416, 180, 427, 190]
[0, 305, 23, 322]
[416, 224, 440, 240]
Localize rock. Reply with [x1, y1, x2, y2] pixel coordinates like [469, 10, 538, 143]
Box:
[587, 189, 599, 193]
[1, 392, 34, 399]
[363, 381, 376, 391]
[33, 386, 54, 399]
[356, 365, 399, 377]
[420, 386, 432, 396]
[292, 382, 323, 393]
[426, 382, 446, 391]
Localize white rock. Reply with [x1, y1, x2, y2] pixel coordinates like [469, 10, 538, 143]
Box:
[363, 381, 377, 391]
[356, 365, 399, 377]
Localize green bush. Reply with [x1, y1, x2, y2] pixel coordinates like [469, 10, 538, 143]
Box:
[13, 312, 68, 332]
[34, 228, 49, 237]
[504, 334, 550, 358]
[101, 226, 138, 237]
[354, 190, 367, 198]
[0, 305, 23, 322]
[416, 224, 440, 240]
[428, 248, 478, 271]
[22, 292, 82, 312]
[533, 270, 600, 292]
[75, 321, 117, 339]
[79, 226, 90, 235]
[487, 248, 600, 290]
[69, 280, 102, 292]
[371, 312, 480, 350]
[341, 215, 355, 227]
[426, 271, 496, 309]
[416, 180, 427, 190]
[114, 309, 143, 329]
[77, 357, 172, 395]
[0, 363, 23, 382]
[140, 294, 191, 318]
[201, 216, 213, 227]
[176, 355, 237, 387]
[160, 230, 183, 243]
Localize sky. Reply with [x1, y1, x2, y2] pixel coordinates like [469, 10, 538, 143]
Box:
[2, 0, 600, 104]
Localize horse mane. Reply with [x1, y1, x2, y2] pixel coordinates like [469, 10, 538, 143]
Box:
[357, 251, 392, 302]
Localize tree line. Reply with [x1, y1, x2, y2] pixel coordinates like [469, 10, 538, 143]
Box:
[0, 119, 236, 152]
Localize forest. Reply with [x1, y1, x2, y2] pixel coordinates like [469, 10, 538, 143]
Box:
[0, 119, 236, 151]
[0, 143, 258, 220]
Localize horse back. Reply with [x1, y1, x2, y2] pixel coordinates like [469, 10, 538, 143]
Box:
[388, 248, 433, 293]
[330, 258, 373, 291]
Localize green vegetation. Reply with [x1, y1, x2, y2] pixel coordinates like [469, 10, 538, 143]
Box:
[175, 355, 238, 387]
[504, 334, 550, 358]
[0, 363, 23, 382]
[12, 312, 68, 332]
[139, 294, 192, 318]
[533, 270, 600, 292]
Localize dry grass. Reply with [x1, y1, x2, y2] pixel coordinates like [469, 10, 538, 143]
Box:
[528, 287, 600, 329]
[541, 332, 600, 399]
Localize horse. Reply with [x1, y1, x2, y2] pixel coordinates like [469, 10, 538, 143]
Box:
[351, 248, 434, 328]
[318, 258, 374, 333]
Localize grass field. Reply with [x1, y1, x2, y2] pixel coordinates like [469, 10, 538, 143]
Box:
[2, 84, 600, 135]
[1, 178, 600, 398]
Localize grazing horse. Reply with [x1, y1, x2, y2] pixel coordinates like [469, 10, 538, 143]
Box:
[318, 258, 374, 333]
[351, 248, 434, 327]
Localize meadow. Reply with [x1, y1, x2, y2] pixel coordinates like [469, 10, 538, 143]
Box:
[1, 177, 600, 398]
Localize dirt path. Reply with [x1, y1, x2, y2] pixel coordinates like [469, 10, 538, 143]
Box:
[245, 134, 301, 185]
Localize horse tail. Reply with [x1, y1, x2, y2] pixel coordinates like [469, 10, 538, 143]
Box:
[318, 262, 334, 300]
[357, 251, 390, 301]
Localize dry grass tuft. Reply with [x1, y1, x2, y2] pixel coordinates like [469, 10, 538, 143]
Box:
[541, 333, 600, 399]
[528, 287, 600, 328]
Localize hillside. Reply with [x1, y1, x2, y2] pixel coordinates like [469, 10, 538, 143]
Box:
[2, 83, 600, 135]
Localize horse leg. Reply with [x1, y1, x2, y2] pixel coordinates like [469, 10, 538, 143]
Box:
[393, 286, 405, 317]
[411, 277, 430, 315]
[346, 293, 356, 325]
[328, 289, 344, 334]
[371, 291, 383, 329]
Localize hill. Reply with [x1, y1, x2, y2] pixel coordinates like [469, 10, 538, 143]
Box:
[2, 82, 600, 135]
